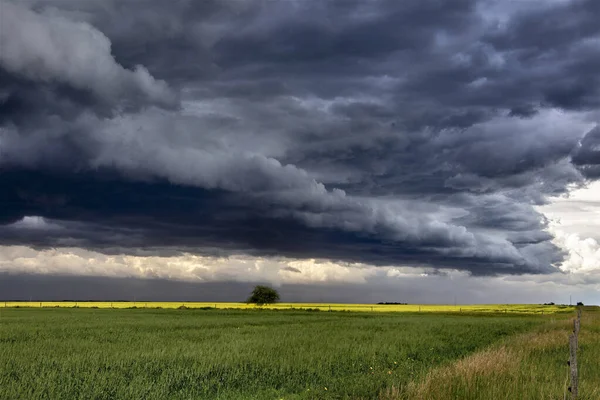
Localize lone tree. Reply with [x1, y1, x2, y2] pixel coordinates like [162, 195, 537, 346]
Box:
[247, 285, 280, 306]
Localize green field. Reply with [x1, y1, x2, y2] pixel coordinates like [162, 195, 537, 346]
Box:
[0, 307, 597, 399]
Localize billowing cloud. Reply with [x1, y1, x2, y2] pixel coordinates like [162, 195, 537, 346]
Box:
[555, 232, 600, 274]
[0, 1, 178, 109]
[537, 181, 600, 277]
[1, 0, 599, 280]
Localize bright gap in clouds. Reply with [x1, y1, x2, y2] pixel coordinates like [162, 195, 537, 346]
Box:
[537, 181, 600, 275]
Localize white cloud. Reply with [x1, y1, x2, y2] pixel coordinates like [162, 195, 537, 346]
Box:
[537, 181, 600, 275]
[0, 245, 377, 285]
[552, 231, 600, 274]
[281, 259, 376, 284]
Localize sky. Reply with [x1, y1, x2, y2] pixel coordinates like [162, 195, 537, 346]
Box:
[1, 0, 599, 304]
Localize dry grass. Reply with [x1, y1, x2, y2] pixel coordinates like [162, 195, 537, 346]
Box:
[381, 346, 520, 400]
[380, 308, 600, 400]
[525, 330, 570, 351]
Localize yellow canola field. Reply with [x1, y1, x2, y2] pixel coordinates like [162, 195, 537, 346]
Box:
[1, 302, 574, 314]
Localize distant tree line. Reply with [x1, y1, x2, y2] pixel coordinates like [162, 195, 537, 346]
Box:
[377, 302, 408, 305]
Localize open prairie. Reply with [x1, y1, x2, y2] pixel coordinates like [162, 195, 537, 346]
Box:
[1, 306, 597, 399]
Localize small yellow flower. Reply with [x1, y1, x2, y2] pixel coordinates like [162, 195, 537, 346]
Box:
[324, 387, 328, 391]
[388, 371, 392, 374]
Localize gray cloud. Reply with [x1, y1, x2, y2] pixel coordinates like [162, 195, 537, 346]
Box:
[0, 1, 178, 109]
[572, 127, 600, 178]
[1, 0, 599, 277]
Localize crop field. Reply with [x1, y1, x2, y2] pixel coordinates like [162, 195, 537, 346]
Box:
[0, 301, 575, 314]
[1, 307, 597, 399]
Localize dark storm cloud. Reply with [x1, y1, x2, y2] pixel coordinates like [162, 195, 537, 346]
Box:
[0, 0, 179, 121]
[482, 0, 600, 111]
[0, 70, 109, 125]
[572, 127, 600, 178]
[1, 0, 599, 276]
[0, 169, 550, 275]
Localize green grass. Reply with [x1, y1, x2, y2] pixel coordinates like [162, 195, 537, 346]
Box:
[382, 306, 600, 400]
[0, 308, 546, 399]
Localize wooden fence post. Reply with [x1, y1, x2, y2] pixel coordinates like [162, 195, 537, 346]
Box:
[568, 309, 582, 399]
[569, 333, 578, 399]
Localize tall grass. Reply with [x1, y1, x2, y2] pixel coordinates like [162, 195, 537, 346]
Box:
[0, 308, 543, 399]
[381, 307, 599, 399]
